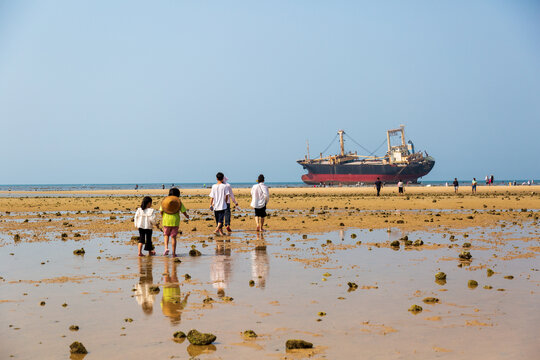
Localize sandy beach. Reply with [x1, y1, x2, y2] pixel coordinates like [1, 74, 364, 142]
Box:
[1, 186, 539, 359]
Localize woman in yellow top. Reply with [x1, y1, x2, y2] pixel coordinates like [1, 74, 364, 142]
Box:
[160, 188, 189, 257]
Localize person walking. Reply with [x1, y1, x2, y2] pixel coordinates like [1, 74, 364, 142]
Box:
[134, 196, 157, 256]
[251, 174, 270, 232]
[160, 188, 189, 257]
[453, 178, 459, 193]
[472, 178, 477, 194]
[374, 177, 383, 196]
[222, 176, 239, 233]
[490, 175, 494, 186]
[397, 179, 404, 194]
[209, 172, 230, 236]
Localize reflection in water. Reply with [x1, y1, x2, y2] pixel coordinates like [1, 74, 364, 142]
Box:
[161, 258, 189, 325]
[251, 233, 269, 288]
[211, 241, 232, 298]
[135, 256, 155, 315]
[187, 344, 217, 357]
[339, 229, 345, 241]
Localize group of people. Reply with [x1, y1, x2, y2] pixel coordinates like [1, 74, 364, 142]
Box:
[133, 173, 269, 257]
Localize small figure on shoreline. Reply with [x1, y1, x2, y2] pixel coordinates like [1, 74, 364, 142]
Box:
[490, 175, 494, 186]
[209, 172, 230, 236]
[160, 188, 189, 257]
[397, 179, 404, 194]
[374, 177, 382, 196]
[223, 176, 239, 233]
[472, 178, 477, 194]
[134, 196, 157, 256]
[251, 174, 269, 232]
[453, 178, 459, 193]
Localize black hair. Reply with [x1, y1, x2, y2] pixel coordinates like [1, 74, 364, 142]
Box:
[216, 172, 224, 181]
[168, 187, 180, 197]
[141, 196, 152, 210]
[257, 174, 265, 183]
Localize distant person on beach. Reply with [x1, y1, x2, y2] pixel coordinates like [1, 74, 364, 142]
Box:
[251, 174, 270, 232]
[160, 188, 189, 257]
[453, 178, 459, 193]
[397, 179, 404, 194]
[135, 184, 139, 190]
[472, 178, 477, 194]
[490, 175, 494, 186]
[209, 172, 230, 236]
[161, 184, 165, 190]
[485, 175, 489, 185]
[134, 196, 157, 256]
[374, 178, 382, 196]
[223, 176, 239, 233]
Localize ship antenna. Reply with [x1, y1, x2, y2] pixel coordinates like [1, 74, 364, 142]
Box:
[338, 130, 345, 156]
[306, 140, 310, 160]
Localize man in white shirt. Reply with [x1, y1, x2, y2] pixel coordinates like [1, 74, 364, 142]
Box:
[250, 174, 270, 232]
[210, 172, 230, 236]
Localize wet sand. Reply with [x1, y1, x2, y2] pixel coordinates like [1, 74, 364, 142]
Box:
[0, 187, 539, 359]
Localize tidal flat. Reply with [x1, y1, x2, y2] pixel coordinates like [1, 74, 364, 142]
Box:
[0, 187, 539, 359]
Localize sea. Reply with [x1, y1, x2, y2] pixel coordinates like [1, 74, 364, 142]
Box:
[0, 180, 537, 192]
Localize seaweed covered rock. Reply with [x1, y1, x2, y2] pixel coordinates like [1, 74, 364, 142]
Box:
[286, 339, 313, 349]
[69, 341, 88, 354]
[435, 272, 446, 280]
[189, 249, 202, 257]
[459, 251, 472, 260]
[408, 304, 423, 314]
[468, 280, 478, 288]
[69, 325, 79, 331]
[422, 297, 439, 304]
[404, 240, 413, 246]
[462, 242, 471, 248]
[413, 239, 424, 246]
[487, 269, 495, 277]
[347, 282, 358, 291]
[73, 248, 85, 255]
[390, 240, 400, 248]
[243, 330, 258, 338]
[173, 331, 186, 338]
[187, 329, 216, 345]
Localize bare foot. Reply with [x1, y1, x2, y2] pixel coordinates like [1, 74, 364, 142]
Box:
[138, 253, 144, 257]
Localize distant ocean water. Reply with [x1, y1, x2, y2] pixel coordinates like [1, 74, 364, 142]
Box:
[0, 180, 537, 192]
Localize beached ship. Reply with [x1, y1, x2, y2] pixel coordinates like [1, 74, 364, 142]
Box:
[297, 126, 435, 185]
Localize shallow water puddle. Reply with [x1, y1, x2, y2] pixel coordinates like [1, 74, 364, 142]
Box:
[1, 226, 539, 359]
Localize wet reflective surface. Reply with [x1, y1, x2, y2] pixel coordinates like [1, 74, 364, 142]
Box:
[1, 224, 539, 359]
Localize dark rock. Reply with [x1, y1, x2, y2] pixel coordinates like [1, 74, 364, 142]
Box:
[184, 274, 191, 280]
[73, 248, 85, 255]
[390, 240, 400, 248]
[69, 341, 88, 354]
[249, 280, 255, 287]
[468, 280, 478, 288]
[462, 242, 471, 248]
[149, 286, 160, 294]
[487, 269, 494, 277]
[408, 304, 423, 313]
[189, 249, 202, 257]
[504, 275, 514, 279]
[173, 331, 186, 338]
[435, 272, 446, 280]
[286, 339, 313, 349]
[243, 330, 258, 338]
[69, 325, 79, 331]
[413, 239, 424, 246]
[347, 282, 358, 291]
[187, 329, 216, 345]
[422, 297, 439, 304]
[459, 251, 472, 260]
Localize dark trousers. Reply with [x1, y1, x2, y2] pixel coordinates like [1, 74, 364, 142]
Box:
[214, 210, 226, 226]
[376, 187, 381, 196]
[138, 228, 153, 251]
[224, 203, 231, 226]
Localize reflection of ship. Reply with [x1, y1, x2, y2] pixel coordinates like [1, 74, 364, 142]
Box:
[298, 126, 435, 185]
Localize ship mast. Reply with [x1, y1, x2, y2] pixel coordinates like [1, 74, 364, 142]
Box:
[338, 130, 345, 156]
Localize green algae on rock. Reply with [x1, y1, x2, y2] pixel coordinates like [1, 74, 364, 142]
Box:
[390, 240, 400, 248]
[504, 275, 514, 279]
[286, 339, 313, 349]
[408, 304, 423, 313]
[73, 248, 85, 255]
[413, 239, 424, 246]
[173, 331, 186, 338]
[468, 280, 478, 288]
[69, 341, 88, 354]
[189, 249, 202, 257]
[487, 269, 495, 277]
[184, 273, 192, 280]
[69, 325, 79, 331]
[422, 297, 439, 304]
[435, 272, 446, 280]
[187, 329, 216, 345]
[318, 311, 326, 316]
[243, 330, 258, 338]
[484, 285, 493, 289]
[459, 251, 472, 260]
[347, 282, 358, 291]
[249, 280, 255, 287]
[203, 297, 214, 304]
[462, 242, 471, 248]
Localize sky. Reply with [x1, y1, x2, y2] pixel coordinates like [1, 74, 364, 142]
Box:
[1, 0, 539, 184]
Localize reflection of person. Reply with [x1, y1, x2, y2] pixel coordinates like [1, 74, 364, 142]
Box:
[210, 241, 232, 297]
[251, 233, 269, 288]
[161, 259, 189, 325]
[135, 256, 155, 315]
[134, 196, 157, 256]
[251, 174, 269, 232]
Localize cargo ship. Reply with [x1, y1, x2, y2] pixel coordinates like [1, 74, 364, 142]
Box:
[297, 126, 435, 185]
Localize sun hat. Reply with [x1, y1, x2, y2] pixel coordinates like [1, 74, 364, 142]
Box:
[161, 196, 181, 214]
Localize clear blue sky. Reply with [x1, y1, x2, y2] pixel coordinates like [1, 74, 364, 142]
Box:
[1, 0, 539, 184]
